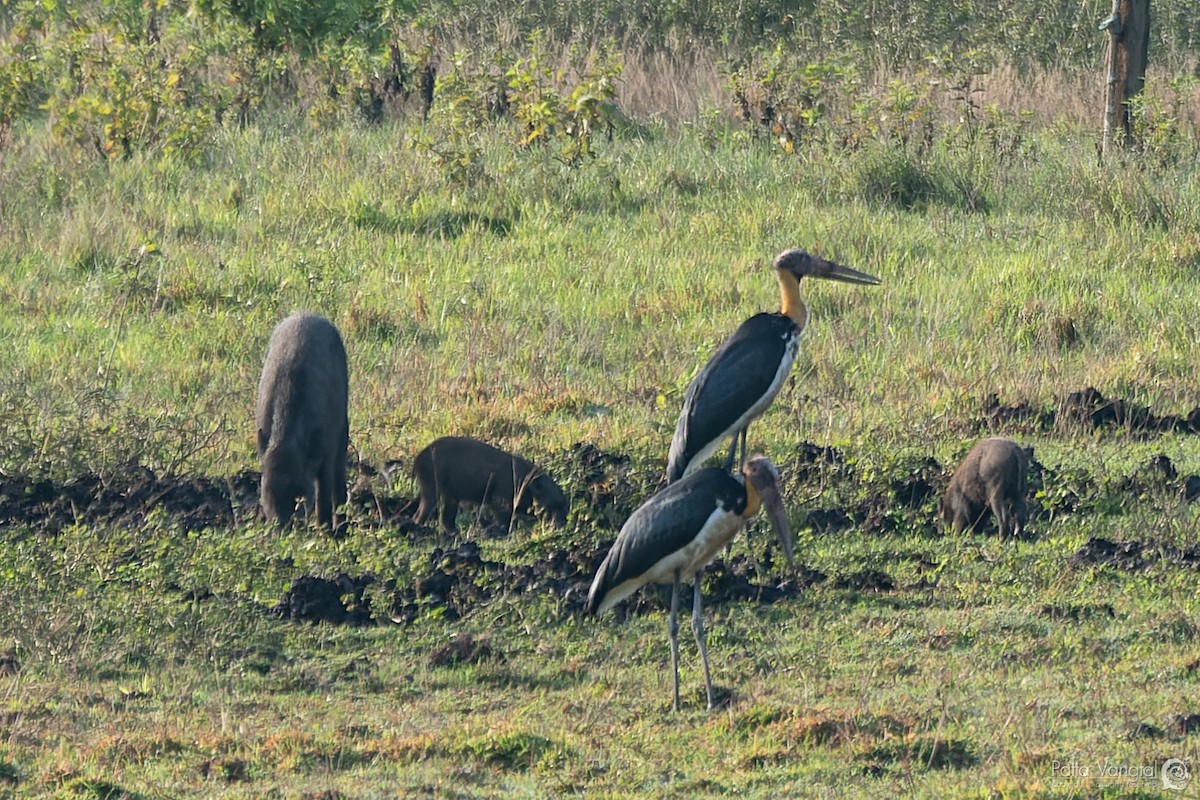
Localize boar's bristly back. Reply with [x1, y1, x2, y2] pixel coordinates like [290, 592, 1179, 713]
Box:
[256, 312, 349, 531]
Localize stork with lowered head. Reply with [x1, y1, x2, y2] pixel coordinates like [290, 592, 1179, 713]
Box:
[586, 455, 793, 711]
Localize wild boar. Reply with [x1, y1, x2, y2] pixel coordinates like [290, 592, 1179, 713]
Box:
[412, 436, 569, 532]
[939, 437, 1030, 537]
[256, 312, 349, 531]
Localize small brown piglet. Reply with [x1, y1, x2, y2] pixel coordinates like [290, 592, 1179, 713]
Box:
[412, 436, 569, 532]
[939, 437, 1030, 537]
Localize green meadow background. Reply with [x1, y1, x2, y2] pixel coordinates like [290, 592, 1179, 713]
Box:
[2, 1, 1200, 797]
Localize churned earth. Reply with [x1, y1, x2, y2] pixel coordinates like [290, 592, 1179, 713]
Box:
[2, 388, 1198, 632]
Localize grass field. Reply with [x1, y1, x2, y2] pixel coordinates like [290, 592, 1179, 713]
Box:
[3, 37, 1200, 798]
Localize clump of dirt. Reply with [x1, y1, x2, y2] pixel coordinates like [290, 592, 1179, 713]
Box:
[560, 442, 640, 531]
[384, 540, 603, 624]
[1118, 454, 1200, 503]
[832, 570, 895, 592]
[1069, 537, 1200, 573]
[400, 542, 496, 619]
[702, 553, 827, 605]
[197, 758, 248, 782]
[1069, 537, 1149, 570]
[428, 633, 498, 667]
[1173, 714, 1200, 735]
[1038, 603, 1115, 621]
[983, 387, 1200, 436]
[790, 441, 850, 482]
[0, 467, 259, 533]
[981, 395, 1054, 430]
[270, 573, 375, 626]
[890, 456, 941, 510]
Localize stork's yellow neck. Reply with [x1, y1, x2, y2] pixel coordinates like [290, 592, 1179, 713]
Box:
[778, 269, 808, 329]
[742, 474, 761, 520]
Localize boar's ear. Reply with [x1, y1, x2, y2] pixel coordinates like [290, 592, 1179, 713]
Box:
[257, 427, 269, 456]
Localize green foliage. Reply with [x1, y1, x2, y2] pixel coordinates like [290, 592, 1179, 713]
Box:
[193, 0, 389, 53]
[461, 730, 564, 771]
[724, 47, 859, 152]
[505, 35, 622, 164]
[419, 33, 622, 181]
[1126, 74, 1200, 167]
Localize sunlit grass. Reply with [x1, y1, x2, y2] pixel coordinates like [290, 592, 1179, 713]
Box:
[2, 99, 1200, 797]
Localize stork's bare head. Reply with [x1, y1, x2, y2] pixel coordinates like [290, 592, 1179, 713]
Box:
[774, 249, 880, 286]
[743, 455, 794, 565]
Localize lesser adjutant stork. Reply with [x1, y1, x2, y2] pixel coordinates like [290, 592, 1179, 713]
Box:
[665, 249, 880, 483]
[586, 455, 793, 711]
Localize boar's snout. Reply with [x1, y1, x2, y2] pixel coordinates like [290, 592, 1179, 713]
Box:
[261, 462, 311, 528]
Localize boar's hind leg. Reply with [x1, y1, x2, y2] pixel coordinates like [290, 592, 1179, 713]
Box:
[991, 495, 1015, 538]
[413, 484, 436, 526]
[334, 421, 349, 510]
[439, 498, 459, 532]
[316, 457, 336, 530]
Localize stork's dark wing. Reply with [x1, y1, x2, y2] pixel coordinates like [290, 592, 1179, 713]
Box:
[586, 469, 745, 614]
[666, 313, 798, 481]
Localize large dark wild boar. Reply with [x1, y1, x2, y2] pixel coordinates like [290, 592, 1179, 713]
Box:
[256, 312, 349, 531]
[939, 437, 1030, 537]
[412, 436, 569, 532]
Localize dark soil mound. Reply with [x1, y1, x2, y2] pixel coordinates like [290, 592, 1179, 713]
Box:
[270, 573, 375, 625]
[1069, 537, 1149, 570]
[0, 467, 258, 533]
[983, 387, 1200, 436]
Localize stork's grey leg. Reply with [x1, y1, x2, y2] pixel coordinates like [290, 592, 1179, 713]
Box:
[724, 434, 738, 472]
[738, 427, 748, 472]
[669, 569, 682, 711]
[692, 576, 714, 711]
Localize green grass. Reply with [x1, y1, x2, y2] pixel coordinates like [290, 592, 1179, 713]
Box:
[3, 96, 1200, 797]
[4, 504, 1200, 797]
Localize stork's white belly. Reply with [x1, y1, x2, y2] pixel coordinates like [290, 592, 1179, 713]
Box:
[592, 502, 746, 613]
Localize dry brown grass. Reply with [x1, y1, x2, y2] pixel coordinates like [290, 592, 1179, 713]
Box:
[617, 48, 1198, 133]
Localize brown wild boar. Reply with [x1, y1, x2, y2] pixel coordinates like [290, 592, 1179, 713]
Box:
[256, 312, 349, 531]
[939, 437, 1030, 537]
[412, 436, 569, 532]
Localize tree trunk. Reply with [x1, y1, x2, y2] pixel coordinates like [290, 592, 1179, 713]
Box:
[1101, 0, 1150, 156]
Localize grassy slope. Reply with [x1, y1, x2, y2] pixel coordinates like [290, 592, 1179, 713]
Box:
[2, 110, 1200, 798]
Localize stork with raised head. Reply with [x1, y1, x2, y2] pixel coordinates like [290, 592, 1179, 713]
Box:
[665, 249, 880, 484]
[586, 455, 793, 711]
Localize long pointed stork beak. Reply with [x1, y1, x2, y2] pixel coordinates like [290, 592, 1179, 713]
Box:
[811, 259, 881, 285]
[744, 456, 794, 565]
[775, 248, 881, 286]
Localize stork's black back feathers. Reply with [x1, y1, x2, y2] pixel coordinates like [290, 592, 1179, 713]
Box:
[666, 312, 800, 482]
[585, 468, 746, 615]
